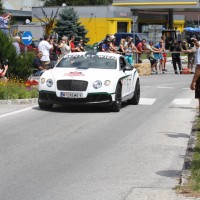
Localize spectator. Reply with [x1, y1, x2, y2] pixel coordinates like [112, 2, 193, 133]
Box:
[77, 39, 85, 52]
[136, 39, 146, 63]
[50, 38, 59, 68]
[182, 40, 195, 73]
[146, 41, 159, 74]
[160, 36, 167, 72]
[154, 40, 165, 73]
[125, 36, 140, 65]
[38, 35, 53, 66]
[109, 35, 118, 53]
[0, 12, 11, 35]
[69, 35, 79, 52]
[32, 51, 47, 76]
[0, 62, 8, 82]
[118, 38, 126, 55]
[98, 34, 112, 51]
[12, 36, 21, 56]
[102, 39, 111, 52]
[170, 40, 182, 74]
[58, 36, 71, 57]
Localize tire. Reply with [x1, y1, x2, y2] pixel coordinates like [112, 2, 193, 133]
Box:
[128, 79, 140, 105]
[111, 83, 122, 112]
[38, 101, 53, 110]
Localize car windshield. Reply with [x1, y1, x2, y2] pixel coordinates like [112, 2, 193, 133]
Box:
[56, 54, 117, 69]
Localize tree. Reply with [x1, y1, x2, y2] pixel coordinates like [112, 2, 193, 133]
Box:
[34, 7, 59, 35]
[41, 0, 112, 6]
[0, 32, 17, 67]
[54, 7, 89, 42]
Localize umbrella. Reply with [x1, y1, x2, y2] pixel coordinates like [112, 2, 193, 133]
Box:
[193, 27, 200, 32]
[184, 27, 195, 32]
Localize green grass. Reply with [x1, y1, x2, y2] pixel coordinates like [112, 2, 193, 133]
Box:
[0, 79, 38, 100]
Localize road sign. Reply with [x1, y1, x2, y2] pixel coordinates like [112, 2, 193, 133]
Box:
[22, 31, 32, 46]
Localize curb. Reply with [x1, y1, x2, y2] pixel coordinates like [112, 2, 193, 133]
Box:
[0, 98, 38, 105]
[181, 116, 198, 186]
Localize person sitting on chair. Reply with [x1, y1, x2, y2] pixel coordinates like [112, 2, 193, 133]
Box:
[32, 51, 47, 76]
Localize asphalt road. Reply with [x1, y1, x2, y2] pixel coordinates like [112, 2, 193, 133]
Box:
[0, 69, 199, 200]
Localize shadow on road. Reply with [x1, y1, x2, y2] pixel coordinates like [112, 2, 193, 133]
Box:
[156, 170, 181, 178]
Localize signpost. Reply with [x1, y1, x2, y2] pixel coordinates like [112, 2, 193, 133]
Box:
[22, 31, 33, 53]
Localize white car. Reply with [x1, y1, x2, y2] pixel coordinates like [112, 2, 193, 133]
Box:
[38, 52, 140, 112]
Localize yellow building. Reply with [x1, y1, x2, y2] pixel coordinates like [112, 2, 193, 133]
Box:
[32, 6, 133, 45]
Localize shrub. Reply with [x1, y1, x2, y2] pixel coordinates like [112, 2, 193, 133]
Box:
[8, 52, 35, 80]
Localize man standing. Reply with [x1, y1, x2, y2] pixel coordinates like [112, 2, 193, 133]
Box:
[38, 35, 53, 66]
[184, 38, 200, 115]
[170, 40, 182, 74]
[0, 12, 11, 35]
[69, 35, 79, 52]
[12, 36, 21, 55]
[58, 36, 71, 57]
[136, 39, 146, 63]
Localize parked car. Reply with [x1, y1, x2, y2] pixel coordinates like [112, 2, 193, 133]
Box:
[38, 51, 140, 112]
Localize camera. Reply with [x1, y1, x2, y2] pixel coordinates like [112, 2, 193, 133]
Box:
[2, 59, 9, 66]
[0, 59, 9, 68]
[191, 38, 197, 43]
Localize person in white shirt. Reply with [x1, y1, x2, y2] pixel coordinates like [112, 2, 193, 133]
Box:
[38, 35, 53, 66]
[12, 36, 21, 55]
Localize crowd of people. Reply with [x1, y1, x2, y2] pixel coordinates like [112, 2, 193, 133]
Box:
[98, 34, 198, 75]
[0, 27, 200, 82]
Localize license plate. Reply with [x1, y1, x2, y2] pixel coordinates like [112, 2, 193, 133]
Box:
[60, 92, 83, 98]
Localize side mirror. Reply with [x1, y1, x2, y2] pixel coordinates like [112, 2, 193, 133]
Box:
[123, 66, 133, 72]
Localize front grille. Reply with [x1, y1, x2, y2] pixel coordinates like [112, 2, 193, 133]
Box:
[57, 80, 88, 91]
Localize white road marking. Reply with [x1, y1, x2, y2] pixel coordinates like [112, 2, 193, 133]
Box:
[182, 88, 190, 90]
[156, 86, 174, 89]
[170, 98, 192, 107]
[0, 106, 37, 119]
[139, 98, 156, 105]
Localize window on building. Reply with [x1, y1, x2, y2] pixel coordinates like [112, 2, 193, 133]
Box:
[117, 22, 128, 32]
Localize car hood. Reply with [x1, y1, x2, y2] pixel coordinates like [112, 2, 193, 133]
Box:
[51, 68, 117, 81]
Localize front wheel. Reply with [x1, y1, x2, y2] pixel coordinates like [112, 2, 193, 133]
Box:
[128, 79, 140, 105]
[38, 101, 53, 110]
[111, 83, 122, 112]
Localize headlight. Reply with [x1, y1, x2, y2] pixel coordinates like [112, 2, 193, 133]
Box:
[46, 79, 53, 87]
[104, 80, 111, 86]
[93, 80, 102, 89]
